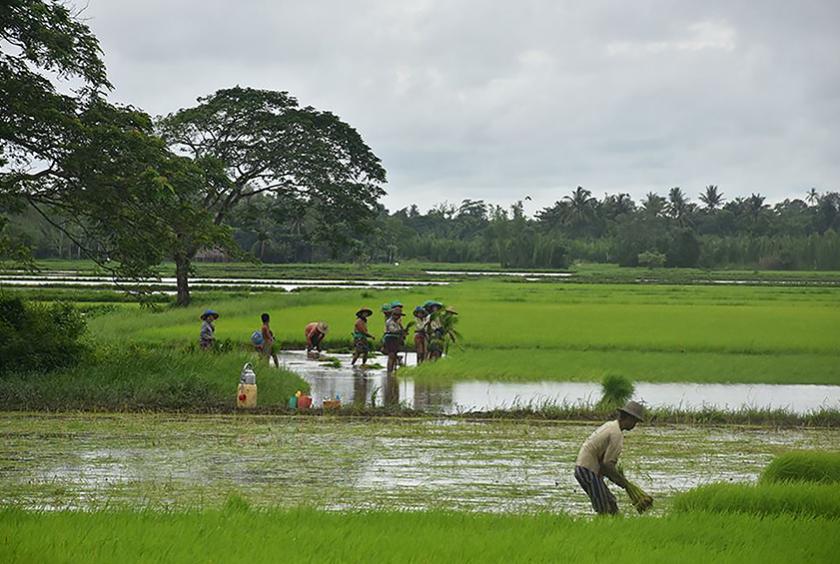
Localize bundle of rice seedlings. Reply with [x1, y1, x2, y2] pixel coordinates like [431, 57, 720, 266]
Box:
[618, 464, 653, 513]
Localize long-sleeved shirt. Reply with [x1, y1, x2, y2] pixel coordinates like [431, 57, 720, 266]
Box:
[200, 320, 215, 343]
[575, 420, 624, 475]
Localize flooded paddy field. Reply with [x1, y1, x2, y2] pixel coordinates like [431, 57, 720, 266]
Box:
[2, 413, 837, 515]
[280, 352, 840, 414]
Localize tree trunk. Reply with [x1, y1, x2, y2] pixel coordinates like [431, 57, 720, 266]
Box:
[174, 253, 192, 306]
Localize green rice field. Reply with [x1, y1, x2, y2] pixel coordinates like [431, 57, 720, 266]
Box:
[2, 508, 837, 563]
[67, 280, 840, 385]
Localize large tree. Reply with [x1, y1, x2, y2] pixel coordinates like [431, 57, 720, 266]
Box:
[158, 87, 387, 304]
[1, 1, 219, 292]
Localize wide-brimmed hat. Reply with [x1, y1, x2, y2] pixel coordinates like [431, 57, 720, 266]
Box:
[200, 310, 219, 320]
[445, 307, 458, 315]
[391, 310, 405, 317]
[381, 303, 393, 313]
[618, 400, 645, 422]
[413, 306, 427, 316]
[317, 322, 329, 333]
[423, 300, 443, 310]
[356, 307, 373, 317]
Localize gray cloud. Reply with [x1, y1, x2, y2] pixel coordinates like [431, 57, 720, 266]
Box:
[85, 0, 840, 212]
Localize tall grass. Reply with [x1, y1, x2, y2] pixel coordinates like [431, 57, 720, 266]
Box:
[1, 508, 838, 563]
[760, 451, 840, 484]
[671, 482, 840, 518]
[0, 347, 308, 411]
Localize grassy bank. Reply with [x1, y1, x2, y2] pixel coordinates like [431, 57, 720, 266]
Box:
[0, 348, 308, 411]
[760, 451, 840, 484]
[1, 507, 838, 563]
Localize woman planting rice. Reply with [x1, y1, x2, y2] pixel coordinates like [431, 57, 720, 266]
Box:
[574, 400, 653, 515]
[383, 309, 405, 374]
[351, 307, 375, 367]
[304, 321, 329, 356]
[199, 310, 219, 350]
[412, 306, 429, 364]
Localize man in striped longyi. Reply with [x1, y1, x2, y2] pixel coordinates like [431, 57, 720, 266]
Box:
[574, 400, 646, 515]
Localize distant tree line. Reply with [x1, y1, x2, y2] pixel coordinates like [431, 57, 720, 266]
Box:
[224, 185, 840, 270]
[10, 186, 840, 271]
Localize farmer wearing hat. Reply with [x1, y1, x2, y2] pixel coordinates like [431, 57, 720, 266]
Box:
[424, 301, 445, 360]
[351, 307, 375, 367]
[413, 306, 429, 364]
[304, 321, 329, 354]
[199, 310, 219, 350]
[574, 400, 646, 515]
[383, 308, 405, 374]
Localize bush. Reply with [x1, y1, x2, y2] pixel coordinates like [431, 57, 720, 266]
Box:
[666, 228, 701, 267]
[0, 294, 88, 376]
[671, 482, 840, 518]
[637, 250, 666, 268]
[760, 451, 840, 485]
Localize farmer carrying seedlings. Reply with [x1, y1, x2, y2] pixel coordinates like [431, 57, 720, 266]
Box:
[412, 306, 429, 364]
[199, 310, 219, 350]
[305, 321, 329, 354]
[574, 400, 648, 515]
[351, 307, 375, 367]
[383, 309, 405, 374]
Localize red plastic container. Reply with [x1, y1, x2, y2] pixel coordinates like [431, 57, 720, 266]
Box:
[298, 395, 312, 409]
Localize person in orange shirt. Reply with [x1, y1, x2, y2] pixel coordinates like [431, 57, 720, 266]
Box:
[304, 321, 328, 354]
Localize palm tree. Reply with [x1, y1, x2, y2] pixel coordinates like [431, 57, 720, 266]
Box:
[806, 188, 819, 206]
[561, 186, 596, 233]
[667, 187, 690, 224]
[746, 193, 768, 219]
[641, 192, 666, 218]
[699, 185, 724, 211]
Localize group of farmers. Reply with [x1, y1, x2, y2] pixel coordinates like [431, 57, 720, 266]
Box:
[200, 307, 648, 516]
[197, 299, 456, 374]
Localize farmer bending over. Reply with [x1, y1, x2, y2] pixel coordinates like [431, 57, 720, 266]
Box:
[351, 307, 375, 367]
[574, 400, 645, 515]
[199, 310, 219, 350]
[304, 321, 329, 355]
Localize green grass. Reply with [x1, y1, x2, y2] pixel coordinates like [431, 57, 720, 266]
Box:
[0, 348, 308, 411]
[760, 451, 840, 484]
[671, 482, 840, 518]
[1, 508, 838, 563]
[407, 348, 840, 384]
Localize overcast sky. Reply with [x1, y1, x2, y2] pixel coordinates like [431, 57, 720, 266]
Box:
[83, 0, 839, 214]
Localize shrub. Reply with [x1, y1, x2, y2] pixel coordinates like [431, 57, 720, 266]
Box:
[760, 451, 840, 485]
[0, 294, 88, 376]
[637, 250, 666, 268]
[671, 482, 840, 518]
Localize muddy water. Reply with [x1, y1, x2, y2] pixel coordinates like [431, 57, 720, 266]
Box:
[2, 413, 837, 515]
[278, 352, 840, 414]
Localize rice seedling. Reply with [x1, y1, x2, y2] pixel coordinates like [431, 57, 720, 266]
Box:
[760, 451, 840, 484]
[597, 374, 634, 409]
[671, 482, 840, 518]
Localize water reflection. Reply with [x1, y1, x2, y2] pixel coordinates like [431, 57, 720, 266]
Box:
[276, 351, 840, 415]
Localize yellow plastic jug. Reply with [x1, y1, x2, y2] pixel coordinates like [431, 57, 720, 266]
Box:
[237, 383, 257, 408]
